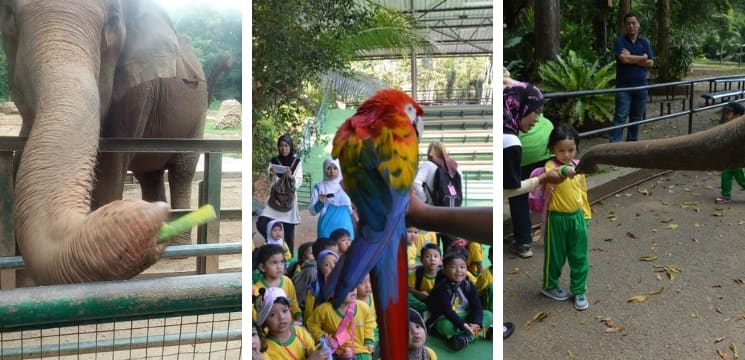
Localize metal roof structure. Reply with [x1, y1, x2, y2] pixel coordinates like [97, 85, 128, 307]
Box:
[361, 0, 493, 58]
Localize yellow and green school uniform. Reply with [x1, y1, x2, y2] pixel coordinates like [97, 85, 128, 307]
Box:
[475, 267, 493, 311]
[407, 268, 438, 313]
[253, 275, 302, 320]
[264, 324, 317, 360]
[466, 242, 484, 274]
[306, 300, 376, 359]
[542, 159, 591, 296]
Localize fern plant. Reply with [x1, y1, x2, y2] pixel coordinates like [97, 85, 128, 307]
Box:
[537, 50, 615, 126]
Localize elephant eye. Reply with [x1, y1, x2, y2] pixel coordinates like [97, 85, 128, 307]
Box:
[106, 14, 120, 28]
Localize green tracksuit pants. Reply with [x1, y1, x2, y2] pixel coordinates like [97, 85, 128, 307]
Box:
[720, 169, 745, 197]
[433, 310, 493, 340]
[543, 210, 589, 296]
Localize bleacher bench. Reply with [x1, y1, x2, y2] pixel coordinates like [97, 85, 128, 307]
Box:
[701, 90, 744, 105]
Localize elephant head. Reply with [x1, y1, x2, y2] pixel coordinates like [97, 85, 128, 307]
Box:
[0, 0, 207, 284]
[576, 117, 745, 174]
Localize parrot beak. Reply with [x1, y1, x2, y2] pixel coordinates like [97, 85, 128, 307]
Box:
[415, 115, 423, 139]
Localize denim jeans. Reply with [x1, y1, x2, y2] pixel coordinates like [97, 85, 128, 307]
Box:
[609, 89, 647, 142]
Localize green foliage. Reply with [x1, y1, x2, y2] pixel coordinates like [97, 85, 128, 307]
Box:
[537, 50, 615, 126]
[253, 0, 369, 173]
[503, 7, 534, 80]
[170, 6, 242, 102]
[253, 101, 312, 175]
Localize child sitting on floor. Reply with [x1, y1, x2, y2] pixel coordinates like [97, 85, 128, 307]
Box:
[407, 226, 421, 270]
[408, 243, 442, 314]
[265, 220, 292, 262]
[408, 308, 438, 360]
[426, 252, 493, 351]
[255, 287, 331, 360]
[253, 244, 303, 324]
[330, 228, 352, 256]
[306, 288, 377, 360]
[304, 248, 339, 323]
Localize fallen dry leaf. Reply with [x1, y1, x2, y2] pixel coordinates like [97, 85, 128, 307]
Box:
[667, 271, 677, 281]
[626, 232, 637, 239]
[713, 212, 725, 217]
[628, 295, 648, 303]
[591, 248, 605, 252]
[718, 349, 733, 360]
[731, 342, 739, 359]
[507, 268, 520, 275]
[640, 255, 658, 262]
[716, 337, 726, 343]
[734, 279, 745, 285]
[660, 218, 674, 223]
[639, 188, 650, 196]
[666, 223, 679, 229]
[656, 273, 662, 281]
[605, 325, 624, 333]
[648, 287, 664, 295]
[682, 201, 699, 206]
[526, 311, 548, 327]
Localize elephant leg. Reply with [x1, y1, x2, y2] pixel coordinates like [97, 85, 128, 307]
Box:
[134, 170, 167, 203]
[164, 153, 200, 246]
[91, 152, 131, 210]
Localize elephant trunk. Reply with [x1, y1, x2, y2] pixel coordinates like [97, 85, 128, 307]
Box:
[578, 119, 745, 173]
[14, 29, 169, 284]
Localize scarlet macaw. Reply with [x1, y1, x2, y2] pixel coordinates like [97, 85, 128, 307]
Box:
[324, 89, 423, 359]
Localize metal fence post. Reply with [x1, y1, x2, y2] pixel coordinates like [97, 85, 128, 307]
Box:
[0, 151, 14, 289]
[197, 152, 222, 274]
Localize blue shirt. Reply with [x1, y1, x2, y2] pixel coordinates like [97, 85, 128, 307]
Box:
[614, 35, 653, 87]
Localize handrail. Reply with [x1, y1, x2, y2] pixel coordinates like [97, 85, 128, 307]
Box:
[0, 137, 241, 152]
[0, 273, 241, 331]
[543, 76, 745, 138]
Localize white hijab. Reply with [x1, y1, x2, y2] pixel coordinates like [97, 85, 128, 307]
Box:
[266, 219, 284, 246]
[316, 157, 352, 216]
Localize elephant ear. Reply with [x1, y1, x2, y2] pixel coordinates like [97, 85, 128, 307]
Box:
[113, 0, 205, 101]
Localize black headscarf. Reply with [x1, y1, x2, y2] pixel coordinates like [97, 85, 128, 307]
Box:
[271, 133, 297, 167]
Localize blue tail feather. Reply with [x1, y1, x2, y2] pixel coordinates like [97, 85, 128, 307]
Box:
[324, 191, 408, 308]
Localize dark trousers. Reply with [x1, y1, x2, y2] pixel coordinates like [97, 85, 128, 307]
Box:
[509, 159, 550, 248]
[256, 216, 297, 257]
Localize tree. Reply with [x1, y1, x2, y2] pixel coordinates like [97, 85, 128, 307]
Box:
[655, 0, 672, 80]
[534, 0, 560, 64]
[252, 0, 429, 174]
[170, 6, 242, 103]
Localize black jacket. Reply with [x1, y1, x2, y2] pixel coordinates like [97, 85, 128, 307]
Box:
[426, 278, 483, 330]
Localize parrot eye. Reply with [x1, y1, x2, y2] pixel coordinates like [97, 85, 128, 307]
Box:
[404, 103, 417, 124]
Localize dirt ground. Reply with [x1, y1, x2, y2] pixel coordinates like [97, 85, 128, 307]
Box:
[502, 69, 745, 359]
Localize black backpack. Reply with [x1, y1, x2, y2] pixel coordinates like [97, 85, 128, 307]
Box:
[424, 161, 463, 207]
[268, 158, 299, 212]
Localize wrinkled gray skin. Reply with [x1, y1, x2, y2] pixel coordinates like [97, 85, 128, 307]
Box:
[0, 0, 211, 284]
[576, 117, 745, 174]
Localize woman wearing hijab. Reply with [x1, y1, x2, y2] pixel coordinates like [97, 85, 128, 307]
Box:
[257, 133, 304, 256]
[309, 157, 356, 239]
[413, 141, 463, 250]
[503, 82, 549, 259]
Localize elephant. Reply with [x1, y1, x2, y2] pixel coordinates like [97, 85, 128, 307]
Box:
[0, 0, 228, 284]
[576, 117, 745, 174]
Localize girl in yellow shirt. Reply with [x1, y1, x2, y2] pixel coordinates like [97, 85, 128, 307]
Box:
[255, 287, 331, 360]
